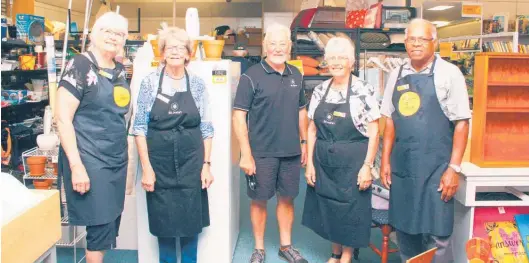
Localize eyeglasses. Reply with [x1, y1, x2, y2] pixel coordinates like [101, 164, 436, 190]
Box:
[405, 37, 434, 45]
[326, 55, 350, 62]
[267, 42, 288, 50]
[165, 45, 188, 53]
[102, 29, 126, 39]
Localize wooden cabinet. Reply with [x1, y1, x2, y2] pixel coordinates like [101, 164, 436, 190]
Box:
[471, 53, 529, 167]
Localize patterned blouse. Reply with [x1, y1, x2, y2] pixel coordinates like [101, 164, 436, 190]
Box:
[132, 67, 214, 139]
[307, 78, 381, 137]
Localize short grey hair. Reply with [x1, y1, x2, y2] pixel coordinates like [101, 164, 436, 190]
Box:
[405, 18, 438, 40]
[324, 37, 356, 64]
[157, 24, 192, 64]
[264, 23, 291, 43]
[89, 12, 129, 48]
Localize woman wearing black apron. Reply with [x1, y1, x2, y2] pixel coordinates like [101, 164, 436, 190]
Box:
[132, 26, 214, 263]
[302, 37, 381, 263]
[55, 12, 130, 263]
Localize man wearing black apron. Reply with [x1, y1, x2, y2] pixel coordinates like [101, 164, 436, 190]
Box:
[57, 50, 130, 260]
[380, 19, 471, 263]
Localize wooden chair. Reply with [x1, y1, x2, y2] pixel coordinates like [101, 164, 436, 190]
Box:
[369, 208, 399, 263]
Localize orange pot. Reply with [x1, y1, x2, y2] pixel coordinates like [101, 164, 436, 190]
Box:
[202, 40, 225, 60]
[33, 179, 52, 189]
[27, 156, 47, 176]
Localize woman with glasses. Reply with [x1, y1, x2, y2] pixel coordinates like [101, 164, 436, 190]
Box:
[56, 12, 130, 263]
[132, 25, 214, 263]
[301, 37, 381, 263]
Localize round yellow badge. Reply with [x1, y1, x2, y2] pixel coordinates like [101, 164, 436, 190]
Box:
[113, 86, 130, 108]
[398, 91, 421, 117]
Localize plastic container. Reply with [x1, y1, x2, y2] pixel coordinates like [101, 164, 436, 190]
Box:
[19, 55, 36, 70]
[202, 40, 225, 60]
[27, 156, 47, 176]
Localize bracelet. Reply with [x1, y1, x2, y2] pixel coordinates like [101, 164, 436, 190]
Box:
[204, 161, 211, 165]
[300, 140, 307, 144]
[363, 161, 374, 169]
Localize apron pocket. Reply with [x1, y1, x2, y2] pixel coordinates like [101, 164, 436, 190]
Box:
[315, 164, 355, 203]
[390, 142, 420, 178]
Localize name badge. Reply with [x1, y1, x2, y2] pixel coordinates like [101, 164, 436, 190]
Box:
[333, 111, 346, 118]
[98, 69, 113, 80]
[397, 84, 410, 91]
[156, 94, 170, 104]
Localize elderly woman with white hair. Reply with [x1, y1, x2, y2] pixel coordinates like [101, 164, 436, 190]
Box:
[132, 25, 214, 263]
[302, 37, 381, 263]
[55, 12, 130, 263]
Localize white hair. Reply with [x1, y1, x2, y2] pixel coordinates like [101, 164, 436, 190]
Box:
[324, 37, 356, 64]
[157, 23, 192, 65]
[89, 12, 129, 47]
[405, 18, 437, 40]
[264, 23, 291, 42]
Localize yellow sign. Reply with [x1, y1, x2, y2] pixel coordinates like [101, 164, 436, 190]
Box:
[212, 70, 227, 84]
[398, 91, 421, 117]
[462, 4, 482, 18]
[113, 86, 131, 107]
[439, 42, 453, 58]
[287, 60, 304, 75]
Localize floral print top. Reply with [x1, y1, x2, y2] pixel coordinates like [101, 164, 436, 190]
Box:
[131, 67, 214, 139]
[307, 78, 381, 137]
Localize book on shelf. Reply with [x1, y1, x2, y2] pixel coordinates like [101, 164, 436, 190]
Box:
[514, 214, 529, 257]
[519, 45, 529, 54]
[483, 41, 513, 52]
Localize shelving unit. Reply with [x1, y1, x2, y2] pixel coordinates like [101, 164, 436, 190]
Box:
[470, 52, 529, 168]
[21, 146, 86, 263]
[291, 27, 407, 78]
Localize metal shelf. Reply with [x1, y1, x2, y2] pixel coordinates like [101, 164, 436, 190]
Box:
[57, 231, 86, 247]
[23, 170, 58, 180]
[1, 69, 48, 76]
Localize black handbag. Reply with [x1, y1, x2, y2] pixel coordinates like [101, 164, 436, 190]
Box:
[359, 32, 391, 49]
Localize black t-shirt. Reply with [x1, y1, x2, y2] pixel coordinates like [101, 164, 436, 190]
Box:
[233, 60, 307, 158]
[59, 54, 125, 101]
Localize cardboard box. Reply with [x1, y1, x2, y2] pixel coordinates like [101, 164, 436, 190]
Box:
[15, 14, 45, 45]
[1, 190, 62, 263]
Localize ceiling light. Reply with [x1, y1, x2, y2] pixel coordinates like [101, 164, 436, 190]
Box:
[431, 21, 450, 27]
[427, 5, 454, 11]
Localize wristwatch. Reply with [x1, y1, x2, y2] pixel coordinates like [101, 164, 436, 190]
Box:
[300, 140, 307, 144]
[204, 161, 211, 165]
[449, 163, 462, 173]
[363, 161, 374, 169]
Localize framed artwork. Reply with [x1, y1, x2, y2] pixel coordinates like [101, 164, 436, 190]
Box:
[492, 13, 509, 33]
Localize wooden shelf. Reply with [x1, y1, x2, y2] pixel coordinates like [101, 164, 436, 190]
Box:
[488, 82, 529, 87]
[471, 53, 529, 168]
[487, 108, 529, 113]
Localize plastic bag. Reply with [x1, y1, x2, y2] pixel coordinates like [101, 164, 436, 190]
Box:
[486, 221, 529, 263]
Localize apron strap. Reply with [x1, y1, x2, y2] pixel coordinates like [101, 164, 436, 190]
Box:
[156, 67, 191, 98]
[429, 56, 437, 74]
[397, 64, 405, 79]
[322, 73, 352, 102]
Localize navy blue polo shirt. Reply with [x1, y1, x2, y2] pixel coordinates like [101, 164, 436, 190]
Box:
[234, 59, 307, 158]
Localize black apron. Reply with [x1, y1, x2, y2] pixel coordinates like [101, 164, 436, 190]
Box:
[388, 57, 455, 237]
[145, 67, 210, 237]
[302, 75, 372, 248]
[59, 52, 130, 226]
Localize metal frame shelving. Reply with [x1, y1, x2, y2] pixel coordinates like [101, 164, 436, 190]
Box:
[291, 27, 407, 84]
[22, 147, 86, 263]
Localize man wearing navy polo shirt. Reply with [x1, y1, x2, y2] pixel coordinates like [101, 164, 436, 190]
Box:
[233, 23, 309, 263]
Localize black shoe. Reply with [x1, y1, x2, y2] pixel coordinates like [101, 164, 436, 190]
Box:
[278, 246, 308, 263]
[250, 249, 265, 263]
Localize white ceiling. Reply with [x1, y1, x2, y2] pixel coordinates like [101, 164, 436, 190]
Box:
[422, 1, 475, 25]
